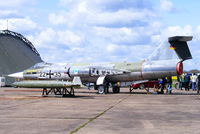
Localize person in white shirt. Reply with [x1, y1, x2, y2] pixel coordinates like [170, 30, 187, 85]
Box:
[191, 73, 197, 91]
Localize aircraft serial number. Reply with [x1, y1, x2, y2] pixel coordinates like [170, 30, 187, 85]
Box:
[39, 72, 61, 77]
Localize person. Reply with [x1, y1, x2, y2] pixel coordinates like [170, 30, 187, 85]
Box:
[160, 77, 166, 94]
[178, 74, 184, 90]
[197, 74, 200, 94]
[167, 76, 172, 94]
[191, 73, 197, 91]
[184, 73, 190, 91]
[180, 73, 185, 90]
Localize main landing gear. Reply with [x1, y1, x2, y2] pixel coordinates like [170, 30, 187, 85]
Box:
[95, 76, 120, 94]
[112, 86, 120, 93]
[96, 83, 120, 94]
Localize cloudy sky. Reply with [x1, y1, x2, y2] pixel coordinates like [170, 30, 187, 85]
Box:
[0, 0, 199, 70]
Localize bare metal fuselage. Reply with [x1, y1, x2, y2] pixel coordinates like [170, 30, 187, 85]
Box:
[20, 59, 181, 83]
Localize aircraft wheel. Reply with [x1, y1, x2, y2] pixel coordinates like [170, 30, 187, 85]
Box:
[112, 86, 120, 93]
[98, 85, 105, 94]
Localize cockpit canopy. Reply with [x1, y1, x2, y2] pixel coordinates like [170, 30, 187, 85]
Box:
[29, 62, 52, 69]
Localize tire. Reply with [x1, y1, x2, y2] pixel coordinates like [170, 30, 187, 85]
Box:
[112, 86, 120, 93]
[98, 85, 105, 94]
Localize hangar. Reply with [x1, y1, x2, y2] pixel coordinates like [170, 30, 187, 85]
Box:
[0, 30, 42, 85]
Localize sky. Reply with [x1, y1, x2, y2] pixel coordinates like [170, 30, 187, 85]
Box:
[0, 0, 199, 71]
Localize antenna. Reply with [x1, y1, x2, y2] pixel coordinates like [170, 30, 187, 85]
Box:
[6, 19, 8, 30]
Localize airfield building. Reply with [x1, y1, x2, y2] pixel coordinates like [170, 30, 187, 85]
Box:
[0, 30, 43, 85]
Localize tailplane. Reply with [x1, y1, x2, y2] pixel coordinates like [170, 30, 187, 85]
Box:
[168, 36, 193, 61]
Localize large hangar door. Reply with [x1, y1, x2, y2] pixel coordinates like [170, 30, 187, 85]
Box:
[0, 30, 43, 85]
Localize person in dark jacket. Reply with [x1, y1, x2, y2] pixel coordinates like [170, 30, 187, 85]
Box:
[197, 75, 200, 94]
[184, 74, 190, 91]
[160, 77, 166, 94]
[167, 76, 172, 94]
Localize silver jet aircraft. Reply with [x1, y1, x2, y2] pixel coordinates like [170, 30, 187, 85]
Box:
[8, 36, 193, 94]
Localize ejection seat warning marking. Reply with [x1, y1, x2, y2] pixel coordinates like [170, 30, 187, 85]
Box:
[69, 95, 131, 134]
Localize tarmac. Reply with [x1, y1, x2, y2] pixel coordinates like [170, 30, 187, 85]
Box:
[0, 87, 200, 134]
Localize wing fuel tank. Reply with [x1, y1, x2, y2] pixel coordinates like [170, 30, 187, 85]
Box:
[13, 80, 80, 88]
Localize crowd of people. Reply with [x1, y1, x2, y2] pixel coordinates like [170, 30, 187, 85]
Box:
[178, 73, 200, 93]
[159, 77, 172, 94]
[158, 73, 200, 94]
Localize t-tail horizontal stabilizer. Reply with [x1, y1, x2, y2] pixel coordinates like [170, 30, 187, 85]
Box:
[168, 36, 193, 61]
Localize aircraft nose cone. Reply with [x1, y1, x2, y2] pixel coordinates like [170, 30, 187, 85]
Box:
[8, 72, 24, 79]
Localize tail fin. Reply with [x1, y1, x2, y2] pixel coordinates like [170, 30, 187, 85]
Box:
[168, 36, 193, 61]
